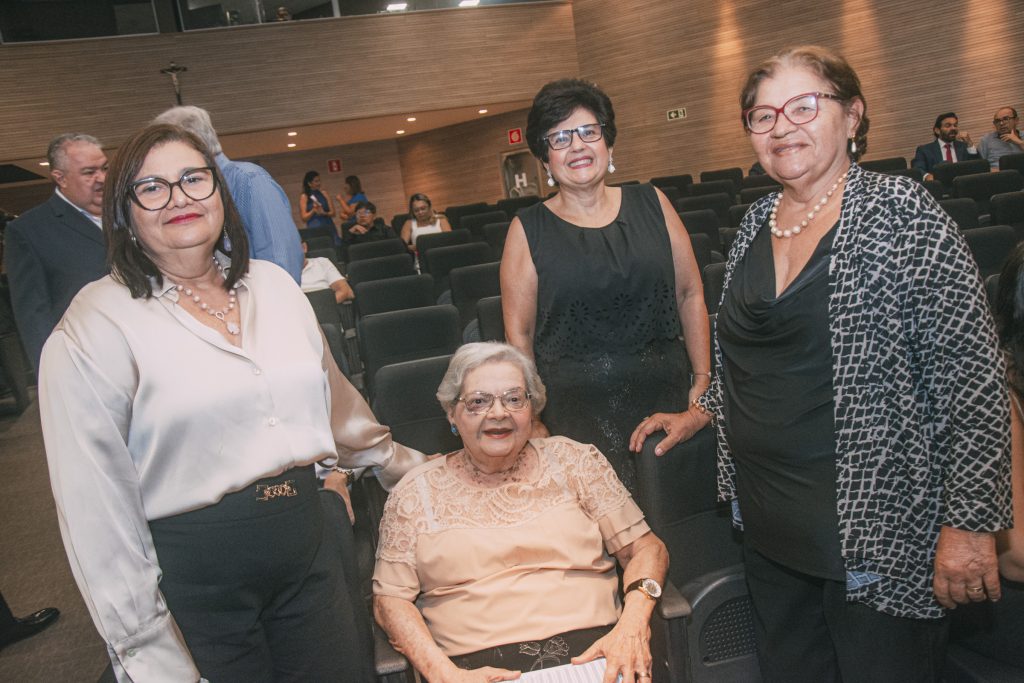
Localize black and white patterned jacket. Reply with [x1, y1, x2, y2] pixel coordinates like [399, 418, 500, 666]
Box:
[702, 163, 1013, 619]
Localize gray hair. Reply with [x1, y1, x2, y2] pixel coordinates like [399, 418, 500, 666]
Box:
[437, 342, 547, 415]
[152, 106, 222, 154]
[47, 133, 102, 170]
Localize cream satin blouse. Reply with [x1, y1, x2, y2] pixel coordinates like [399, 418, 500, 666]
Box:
[39, 258, 423, 683]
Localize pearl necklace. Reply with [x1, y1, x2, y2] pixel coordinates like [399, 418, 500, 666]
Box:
[173, 261, 240, 335]
[769, 172, 848, 238]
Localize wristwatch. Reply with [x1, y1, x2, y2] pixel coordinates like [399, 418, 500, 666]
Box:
[625, 577, 663, 601]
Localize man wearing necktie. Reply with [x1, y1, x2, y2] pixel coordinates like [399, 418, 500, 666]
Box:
[912, 112, 980, 180]
[3, 133, 110, 373]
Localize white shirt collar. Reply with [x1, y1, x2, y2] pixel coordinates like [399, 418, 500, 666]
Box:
[55, 188, 102, 228]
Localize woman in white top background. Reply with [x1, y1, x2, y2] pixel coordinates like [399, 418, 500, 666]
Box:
[400, 192, 451, 253]
[38, 124, 422, 683]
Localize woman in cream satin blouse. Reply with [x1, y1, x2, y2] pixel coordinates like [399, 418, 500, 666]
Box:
[38, 124, 423, 683]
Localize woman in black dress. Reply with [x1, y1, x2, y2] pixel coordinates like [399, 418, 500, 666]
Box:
[501, 78, 709, 493]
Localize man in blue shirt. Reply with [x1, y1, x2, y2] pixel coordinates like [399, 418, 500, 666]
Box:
[978, 107, 1024, 169]
[153, 106, 302, 283]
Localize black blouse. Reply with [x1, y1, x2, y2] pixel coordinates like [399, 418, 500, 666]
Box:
[716, 220, 844, 580]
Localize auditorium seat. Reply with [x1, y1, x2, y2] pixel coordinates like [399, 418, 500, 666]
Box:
[923, 179, 945, 201]
[689, 233, 715, 276]
[690, 179, 737, 202]
[495, 195, 541, 217]
[304, 234, 335, 252]
[608, 179, 641, 186]
[728, 203, 752, 229]
[346, 238, 409, 262]
[416, 229, 471, 274]
[999, 152, 1024, 175]
[740, 174, 781, 190]
[345, 254, 416, 288]
[884, 167, 925, 182]
[443, 202, 489, 231]
[371, 354, 461, 457]
[991, 192, 1024, 238]
[425, 242, 494, 300]
[678, 209, 722, 252]
[482, 221, 511, 259]
[391, 212, 411, 233]
[354, 274, 435, 318]
[739, 186, 777, 205]
[650, 174, 694, 196]
[962, 225, 1019, 278]
[703, 262, 727, 314]
[985, 273, 1000, 312]
[305, 288, 356, 378]
[700, 167, 743, 192]
[476, 295, 505, 342]
[307, 247, 340, 264]
[932, 159, 991, 193]
[357, 305, 462, 399]
[939, 198, 981, 230]
[635, 427, 760, 683]
[720, 228, 739, 257]
[859, 156, 907, 172]
[954, 170, 1024, 217]
[676, 193, 733, 226]
[449, 262, 501, 329]
[460, 210, 508, 241]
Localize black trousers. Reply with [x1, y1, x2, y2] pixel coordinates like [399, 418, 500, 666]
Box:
[149, 466, 374, 683]
[743, 546, 948, 683]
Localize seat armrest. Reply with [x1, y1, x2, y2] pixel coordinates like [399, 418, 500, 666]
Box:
[374, 624, 410, 676]
[657, 579, 692, 620]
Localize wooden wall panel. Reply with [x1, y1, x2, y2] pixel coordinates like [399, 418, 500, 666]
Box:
[0, 2, 577, 161]
[251, 139, 407, 230]
[396, 109, 534, 210]
[571, 0, 1024, 182]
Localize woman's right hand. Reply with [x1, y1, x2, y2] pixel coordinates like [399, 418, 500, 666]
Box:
[629, 409, 709, 455]
[445, 666, 521, 682]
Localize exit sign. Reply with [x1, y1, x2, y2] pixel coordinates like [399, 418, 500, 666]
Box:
[666, 108, 687, 121]
[508, 128, 523, 145]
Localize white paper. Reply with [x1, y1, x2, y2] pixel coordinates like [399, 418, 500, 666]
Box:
[517, 658, 620, 683]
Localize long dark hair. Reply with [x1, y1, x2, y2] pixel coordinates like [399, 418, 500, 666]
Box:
[104, 124, 249, 298]
[996, 244, 1024, 398]
[345, 175, 362, 195]
[302, 170, 319, 194]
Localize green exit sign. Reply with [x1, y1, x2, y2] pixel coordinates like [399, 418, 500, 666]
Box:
[666, 108, 687, 121]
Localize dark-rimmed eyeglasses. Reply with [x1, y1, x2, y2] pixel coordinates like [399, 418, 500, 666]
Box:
[743, 92, 844, 134]
[130, 167, 218, 211]
[994, 115, 1018, 125]
[544, 123, 605, 150]
[458, 388, 532, 415]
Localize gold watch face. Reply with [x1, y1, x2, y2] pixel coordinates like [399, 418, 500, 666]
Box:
[641, 578, 663, 598]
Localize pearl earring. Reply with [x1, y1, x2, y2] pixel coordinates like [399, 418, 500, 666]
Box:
[450, 424, 459, 435]
[129, 231, 139, 247]
[849, 139, 857, 155]
[546, 169, 555, 187]
[221, 226, 232, 253]
[607, 155, 616, 174]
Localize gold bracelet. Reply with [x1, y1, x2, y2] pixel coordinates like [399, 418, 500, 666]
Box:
[689, 397, 714, 423]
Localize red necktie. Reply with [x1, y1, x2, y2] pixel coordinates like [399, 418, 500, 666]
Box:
[945, 143, 953, 162]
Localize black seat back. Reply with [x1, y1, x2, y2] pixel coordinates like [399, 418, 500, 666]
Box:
[932, 159, 991, 192]
[495, 195, 541, 217]
[357, 305, 462, 399]
[461, 210, 509, 241]
[372, 355, 462, 455]
[346, 238, 408, 262]
[354, 274, 435, 317]
[425, 242, 494, 299]
[689, 233, 714, 275]
[859, 157, 907, 172]
[476, 295, 505, 342]
[416, 229, 471, 274]
[728, 203, 752, 229]
[391, 212, 411, 233]
[678, 209, 721, 251]
[650, 174, 694, 196]
[954, 170, 1024, 216]
[991, 192, 1024, 235]
[482, 221, 512, 259]
[963, 225, 1020, 278]
[739, 186, 778, 205]
[703, 262, 727, 314]
[449, 262, 501, 329]
[939, 198, 981, 230]
[444, 202, 490, 231]
[998, 153, 1024, 174]
[884, 167, 925, 182]
[699, 167, 743, 193]
[676, 193, 732, 225]
[344, 254, 416, 288]
[690, 179, 737, 202]
[740, 174, 781, 190]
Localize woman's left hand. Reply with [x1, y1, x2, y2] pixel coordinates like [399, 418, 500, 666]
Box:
[323, 470, 355, 524]
[572, 616, 652, 683]
[933, 525, 1001, 608]
[629, 410, 709, 455]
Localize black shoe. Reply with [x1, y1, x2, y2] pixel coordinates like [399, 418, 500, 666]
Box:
[0, 607, 60, 650]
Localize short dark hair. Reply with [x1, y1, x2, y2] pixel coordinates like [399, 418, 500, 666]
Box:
[933, 112, 957, 132]
[104, 124, 249, 299]
[740, 45, 870, 161]
[355, 200, 376, 214]
[526, 78, 617, 163]
[302, 170, 320, 194]
[345, 175, 362, 194]
[408, 193, 431, 212]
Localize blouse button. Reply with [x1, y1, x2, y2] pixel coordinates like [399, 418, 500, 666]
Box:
[268, 417, 278, 426]
[252, 367, 262, 375]
[127, 648, 137, 657]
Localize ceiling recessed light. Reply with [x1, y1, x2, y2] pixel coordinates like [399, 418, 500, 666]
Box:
[287, 131, 298, 136]
[39, 161, 49, 166]
[406, 117, 417, 122]
[459, 0, 480, 6]
[386, 3, 407, 10]
[287, 143, 296, 148]
[478, 108, 488, 114]
[396, 130, 406, 135]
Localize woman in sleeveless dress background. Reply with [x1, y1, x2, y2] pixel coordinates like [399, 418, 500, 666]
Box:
[501, 79, 710, 492]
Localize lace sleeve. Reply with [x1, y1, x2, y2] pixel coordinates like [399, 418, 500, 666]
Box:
[556, 439, 633, 520]
[375, 479, 427, 567]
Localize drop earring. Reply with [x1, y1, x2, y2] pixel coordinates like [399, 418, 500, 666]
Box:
[849, 139, 857, 155]
[450, 424, 459, 435]
[546, 169, 555, 187]
[607, 155, 616, 174]
[221, 226, 232, 253]
[128, 230, 139, 248]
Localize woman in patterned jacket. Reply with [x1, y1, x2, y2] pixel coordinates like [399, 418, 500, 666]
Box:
[631, 45, 1012, 681]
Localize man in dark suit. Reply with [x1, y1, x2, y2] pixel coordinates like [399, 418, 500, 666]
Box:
[3, 133, 109, 372]
[911, 112, 980, 180]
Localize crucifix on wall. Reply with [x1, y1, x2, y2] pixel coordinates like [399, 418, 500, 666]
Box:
[160, 62, 189, 105]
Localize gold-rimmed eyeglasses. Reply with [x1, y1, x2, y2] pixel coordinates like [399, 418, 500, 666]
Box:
[458, 388, 532, 415]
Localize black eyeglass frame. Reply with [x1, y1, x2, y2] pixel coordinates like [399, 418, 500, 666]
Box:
[543, 123, 606, 150]
[129, 166, 219, 211]
[742, 92, 845, 134]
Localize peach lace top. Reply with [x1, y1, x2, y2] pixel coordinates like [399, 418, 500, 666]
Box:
[372, 436, 650, 655]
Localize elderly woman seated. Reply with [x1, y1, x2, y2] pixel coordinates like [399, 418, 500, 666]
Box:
[373, 342, 668, 682]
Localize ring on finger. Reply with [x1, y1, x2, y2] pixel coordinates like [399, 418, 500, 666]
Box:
[967, 586, 984, 593]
